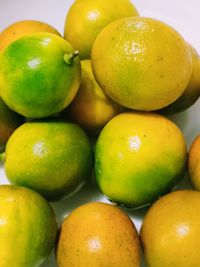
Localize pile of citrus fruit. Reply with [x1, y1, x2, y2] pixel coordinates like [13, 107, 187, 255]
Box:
[0, 1, 200, 267]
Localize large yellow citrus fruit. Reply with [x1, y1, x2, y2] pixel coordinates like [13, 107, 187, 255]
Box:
[95, 112, 187, 209]
[140, 190, 200, 267]
[0, 184, 57, 267]
[0, 20, 61, 53]
[4, 119, 93, 201]
[159, 45, 200, 114]
[64, 0, 138, 59]
[0, 33, 81, 118]
[92, 17, 192, 111]
[188, 135, 200, 190]
[69, 60, 124, 135]
[56, 202, 141, 267]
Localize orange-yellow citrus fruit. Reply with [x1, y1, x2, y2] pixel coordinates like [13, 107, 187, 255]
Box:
[57, 202, 141, 267]
[92, 17, 192, 111]
[141, 190, 200, 267]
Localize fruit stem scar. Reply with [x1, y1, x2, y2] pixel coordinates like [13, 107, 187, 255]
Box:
[64, 50, 79, 65]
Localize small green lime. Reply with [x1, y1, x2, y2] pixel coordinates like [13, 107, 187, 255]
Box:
[0, 33, 81, 118]
[5, 119, 93, 201]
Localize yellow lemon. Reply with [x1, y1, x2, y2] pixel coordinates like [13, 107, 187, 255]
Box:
[64, 0, 138, 59]
[69, 60, 124, 135]
[92, 17, 192, 111]
[141, 190, 200, 267]
[56, 202, 141, 267]
[0, 20, 60, 53]
[95, 112, 187, 209]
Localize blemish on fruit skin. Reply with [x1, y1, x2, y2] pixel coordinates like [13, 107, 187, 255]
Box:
[157, 56, 164, 61]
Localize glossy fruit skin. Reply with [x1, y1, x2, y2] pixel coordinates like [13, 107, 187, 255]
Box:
[92, 17, 192, 111]
[69, 60, 124, 135]
[140, 190, 200, 267]
[188, 135, 200, 189]
[64, 0, 138, 59]
[0, 97, 24, 152]
[95, 112, 187, 209]
[5, 119, 93, 201]
[0, 33, 81, 118]
[159, 45, 200, 115]
[0, 184, 57, 267]
[56, 202, 141, 267]
[0, 20, 61, 53]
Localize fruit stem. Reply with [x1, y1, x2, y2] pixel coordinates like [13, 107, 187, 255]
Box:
[64, 50, 79, 65]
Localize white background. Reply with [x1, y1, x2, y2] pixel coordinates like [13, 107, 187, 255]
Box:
[1, 0, 200, 266]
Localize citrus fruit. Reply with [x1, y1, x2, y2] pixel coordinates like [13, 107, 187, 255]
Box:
[188, 135, 200, 190]
[0, 97, 24, 152]
[0, 20, 61, 53]
[64, 0, 139, 59]
[68, 60, 124, 135]
[140, 190, 200, 267]
[95, 112, 187, 209]
[91, 17, 192, 111]
[56, 202, 141, 267]
[159, 45, 200, 114]
[0, 33, 81, 118]
[4, 119, 93, 201]
[0, 184, 57, 267]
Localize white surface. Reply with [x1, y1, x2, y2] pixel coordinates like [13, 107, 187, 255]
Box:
[0, 1, 200, 266]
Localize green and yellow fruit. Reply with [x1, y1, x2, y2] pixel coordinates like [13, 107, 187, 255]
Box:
[5, 119, 93, 201]
[0, 33, 81, 118]
[95, 112, 187, 209]
[0, 184, 57, 267]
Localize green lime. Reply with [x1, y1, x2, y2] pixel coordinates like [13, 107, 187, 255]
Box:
[95, 112, 187, 209]
[0, 33, 81, 118]
[5, 119, 93, 201]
